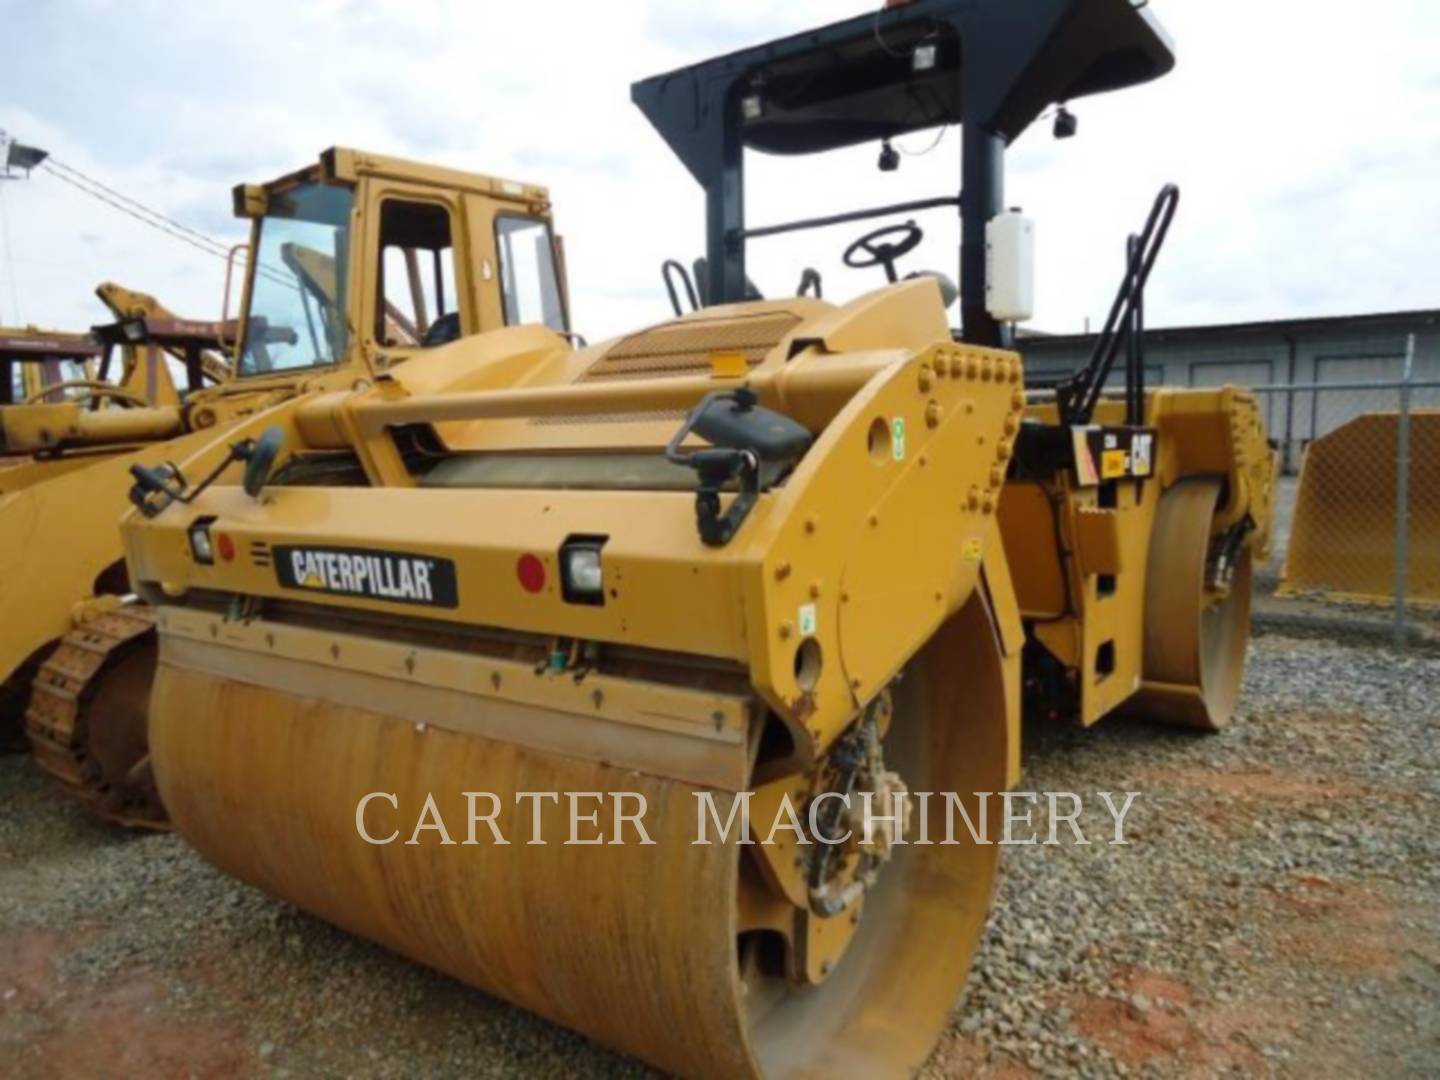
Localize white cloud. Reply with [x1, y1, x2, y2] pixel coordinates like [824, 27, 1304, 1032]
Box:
[1, 0, 1435, 342]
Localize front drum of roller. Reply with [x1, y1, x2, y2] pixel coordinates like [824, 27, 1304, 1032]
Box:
[148, 596, 1011, 1078]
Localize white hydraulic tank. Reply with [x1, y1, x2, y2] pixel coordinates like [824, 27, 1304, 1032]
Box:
[985, 210, 1035, 322]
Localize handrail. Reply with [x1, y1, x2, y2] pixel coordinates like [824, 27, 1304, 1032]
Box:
[661, 259, 699, 316]
[735, 195, 961, 243]
[1055, 184, 1179, 425]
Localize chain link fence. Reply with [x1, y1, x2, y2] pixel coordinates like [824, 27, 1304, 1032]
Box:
[1253, 336, 1439, 647]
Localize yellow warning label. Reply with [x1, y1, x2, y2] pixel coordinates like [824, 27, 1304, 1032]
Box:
[1101, 449, 1129, 479]
[709, 351, 749, 378]
[963, 537, 984, 561]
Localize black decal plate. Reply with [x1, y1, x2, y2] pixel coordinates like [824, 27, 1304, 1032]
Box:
[273, 545, 458, 609]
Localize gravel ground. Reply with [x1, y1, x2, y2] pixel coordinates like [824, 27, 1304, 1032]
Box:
[2, 630, 1437, 1078]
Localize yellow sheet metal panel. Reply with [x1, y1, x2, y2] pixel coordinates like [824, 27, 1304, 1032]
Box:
[1280, 411, 1439, 605]
[1069, 478, 1155, 725]
[792, 275, 951, 354]
[325, 146, 552, 208]
[739, 341, 1023, 755]
[976, 537, 1025, 788]
[1073, 506, 1124, 576]
[160, 611, 751, 791]
[0, 451, 109, 495]
[996, 482, 1068, 617]
[129, 483, 752, 662]
[1148, 387, 1275, 548]
[0, 413, 275, 685]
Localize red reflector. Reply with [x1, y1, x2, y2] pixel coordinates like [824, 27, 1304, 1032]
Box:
[217, 533, 236, 562]
[516, 554, 546, 594]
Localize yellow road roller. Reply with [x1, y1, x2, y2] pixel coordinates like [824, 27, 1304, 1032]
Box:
[120, 1, 1272, 1075]
[2, 148, 568, 823]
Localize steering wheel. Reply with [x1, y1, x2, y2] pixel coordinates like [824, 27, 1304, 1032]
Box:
[843, 221, 924, 283]
[24, 381, 148, 409]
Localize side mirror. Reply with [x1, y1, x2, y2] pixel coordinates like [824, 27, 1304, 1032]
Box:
[127, 428, 284, 516]
[242, 426, 285, 498]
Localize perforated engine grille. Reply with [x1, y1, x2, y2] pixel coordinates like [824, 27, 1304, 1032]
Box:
[578, 310, 803, 383]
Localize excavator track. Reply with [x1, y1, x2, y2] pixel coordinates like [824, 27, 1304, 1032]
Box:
[24, 604, 166, 829]
[1, 665, 36, 752]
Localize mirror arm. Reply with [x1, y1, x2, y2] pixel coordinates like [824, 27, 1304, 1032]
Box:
[127, 433, 274, 519]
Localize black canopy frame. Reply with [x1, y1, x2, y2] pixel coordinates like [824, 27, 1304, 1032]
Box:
[632, 0, 1174, 347]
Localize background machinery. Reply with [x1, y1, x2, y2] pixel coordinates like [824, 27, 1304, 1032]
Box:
[1, 325, 99, 412]
[1, 284, 229, 746]
[2, 149, 567, 823]
[120, 1, 1273, 1076]
[2, 281, 232, 495]
[1280, 410, 1439, 606]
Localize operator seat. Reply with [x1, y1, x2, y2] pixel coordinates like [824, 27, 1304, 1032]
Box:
[421, 312, 462, 348]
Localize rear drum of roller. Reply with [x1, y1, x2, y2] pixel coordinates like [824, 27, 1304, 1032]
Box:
[1135, 477, 1253, 730]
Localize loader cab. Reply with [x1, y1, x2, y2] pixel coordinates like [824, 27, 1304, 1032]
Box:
[0, 330, 100, 406]
[227, 148, 569, 384]
[633, 0, 1174, 350]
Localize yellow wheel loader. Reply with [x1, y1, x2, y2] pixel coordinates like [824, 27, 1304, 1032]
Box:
[1, 328, 99, 633]
[2, 281, 233, 496]
[2, 327, 99, 409]
[120, 1, 1272, 1075]
[1, 148, 568, 823]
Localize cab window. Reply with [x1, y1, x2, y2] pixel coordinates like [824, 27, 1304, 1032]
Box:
[7, 358, 88, 402]
[376, 200, 461, 349]
[239, 182, 353, 376]
[496, 215, 566, 333]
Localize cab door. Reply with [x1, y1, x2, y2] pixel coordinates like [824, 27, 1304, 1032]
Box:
[357, 180, 472, 358]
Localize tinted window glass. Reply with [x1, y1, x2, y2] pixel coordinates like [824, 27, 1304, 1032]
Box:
[239, 182, 353, 376]
[496, 216, 565, 332]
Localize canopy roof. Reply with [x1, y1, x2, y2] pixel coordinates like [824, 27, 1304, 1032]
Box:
[633, 0, 1174, 183]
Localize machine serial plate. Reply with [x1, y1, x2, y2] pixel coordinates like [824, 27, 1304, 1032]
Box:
[274, 545, 459, 608]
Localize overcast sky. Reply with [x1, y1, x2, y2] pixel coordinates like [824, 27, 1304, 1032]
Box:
[0, 0, 1436, 343]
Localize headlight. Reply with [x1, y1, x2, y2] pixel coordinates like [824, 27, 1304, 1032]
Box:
[187, 516, 217, 565]
[560, 536, 607, 606]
